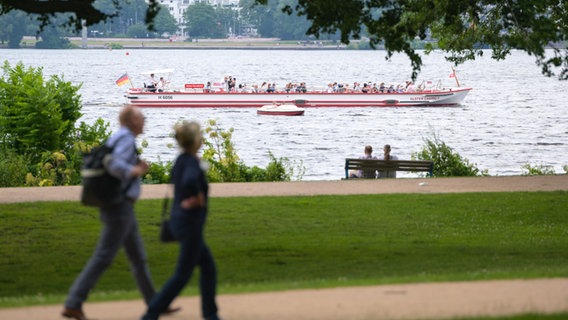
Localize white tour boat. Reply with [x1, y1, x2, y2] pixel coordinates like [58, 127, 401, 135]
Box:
[122, 70, 471, 108]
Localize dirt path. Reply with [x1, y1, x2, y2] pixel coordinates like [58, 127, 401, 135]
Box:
[1, 278, 567, 320]
[2, 175, 568, 203]
[1, 175, 567, 320]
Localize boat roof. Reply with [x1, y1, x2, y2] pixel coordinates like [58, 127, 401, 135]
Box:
[140, 68, 174, 75]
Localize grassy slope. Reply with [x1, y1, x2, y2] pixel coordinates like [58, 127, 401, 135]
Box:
[1, 192, 567, 308]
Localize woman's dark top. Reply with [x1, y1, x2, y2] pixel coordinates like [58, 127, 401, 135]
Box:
[170, 153, 208, 221]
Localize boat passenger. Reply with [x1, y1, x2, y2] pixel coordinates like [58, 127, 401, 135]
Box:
[405, 80, 416, 93]
[228, 77, 236, 92]
[156, 78, 163, 92]
[326, 83, 334, 93]
[145, 73, 158, 92]
[332, 82, 339, 92]
[353, 82, 361, 92]
[266, 83, 274, 93]
[387, 84, 395, 93]
[223, 76, 230, 91]
[361, 83, 370, 93]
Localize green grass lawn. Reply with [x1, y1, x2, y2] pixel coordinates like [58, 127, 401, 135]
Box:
[1, 191, 567, 310]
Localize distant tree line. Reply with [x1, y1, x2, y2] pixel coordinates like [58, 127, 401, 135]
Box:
[0, 0, 339, 49]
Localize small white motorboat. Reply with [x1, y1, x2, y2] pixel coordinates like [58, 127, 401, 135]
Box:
[257, 103, 305, 116]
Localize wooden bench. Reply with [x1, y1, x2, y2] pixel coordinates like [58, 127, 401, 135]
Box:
[344, 158, 434, 179]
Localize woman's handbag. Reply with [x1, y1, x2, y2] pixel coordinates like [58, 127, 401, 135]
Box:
[160, 196, 177, 243]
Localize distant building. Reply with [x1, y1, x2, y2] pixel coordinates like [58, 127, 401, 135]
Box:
[155, 0, 240, 37]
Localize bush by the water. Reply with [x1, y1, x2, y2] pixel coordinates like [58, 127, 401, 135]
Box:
[521, 163, 557, 176]
[0, 61, 110, 187]
[142, 119, 305, 184]
[201, 119, 304, 182]
[412, 133, 488, 177]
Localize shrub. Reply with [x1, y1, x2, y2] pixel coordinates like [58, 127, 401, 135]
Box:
[74, 118, 112, 151]
[264, 151, 305, 181]
[107, 43, 124, 49]
[0, 61, 111, 187]
[413, 133, 488, 177]
[239, 152, 303, 182]
[264, 152, 289, 181]
[202, 119, 243, 182]
[143, 157, 173, 184]
[29, 151, 76, 186]
[0, 148, 27, 187]
[521, 163, 556, 176]
[23, 118, 112, 187]
[201, 119, 304, 182]
[0, 61, 82, 164]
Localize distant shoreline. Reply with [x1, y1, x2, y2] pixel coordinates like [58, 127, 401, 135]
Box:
[4, 36, 360, 51]
[3, 43, 350, 50]
[85, 44, 347, 50]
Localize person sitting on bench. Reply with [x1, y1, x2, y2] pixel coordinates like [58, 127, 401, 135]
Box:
[349, 145, 377, 178]
[377, 144, 399, 178]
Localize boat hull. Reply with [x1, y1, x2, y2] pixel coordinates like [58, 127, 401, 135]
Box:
[257, 103, 305, 116]
[257, 110, 305, 116]
[126, 88, 471, 108]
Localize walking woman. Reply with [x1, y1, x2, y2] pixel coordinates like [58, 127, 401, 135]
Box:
[142, 121, 222, 320]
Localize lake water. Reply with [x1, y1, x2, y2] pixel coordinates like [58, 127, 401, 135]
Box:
[2, 49, 566, 180]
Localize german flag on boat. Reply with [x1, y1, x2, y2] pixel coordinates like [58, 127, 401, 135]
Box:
[115, 73, 130, 87]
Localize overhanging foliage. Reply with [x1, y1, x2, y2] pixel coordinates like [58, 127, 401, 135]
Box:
[255, 0, 568, 80]
[0, 0, 160, 31]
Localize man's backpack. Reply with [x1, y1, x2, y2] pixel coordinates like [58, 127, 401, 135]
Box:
[80, 142, 124, 208]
